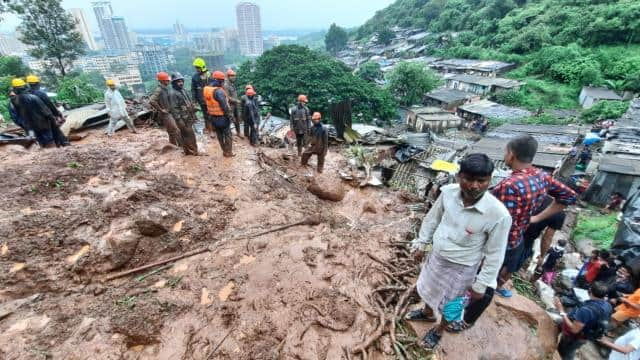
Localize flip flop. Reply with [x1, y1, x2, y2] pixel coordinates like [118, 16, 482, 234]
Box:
[445, 320, 471, 333]
[421, 328, 442, 349]
[405, 309, 437, 322]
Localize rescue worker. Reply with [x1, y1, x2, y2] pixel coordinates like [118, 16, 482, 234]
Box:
[8, 91, 26, 131]
[104, 79, 137, 136]
[27, 74, 70, 146]
[11, 78, 57, 148]
[243, 87, 260, 146]
[241, 84, 255, 137]
[301, 112, 328, 173]
[191, 58, 213, 138]
[204, 71, 235, 157]
[224, 69, 243, 138]
[149, 71, 181, 147]
[168, 73, 198, 156]
[289, 94, 311, 156]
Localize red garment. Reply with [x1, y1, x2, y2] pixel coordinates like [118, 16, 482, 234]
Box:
[492, 167, 577, 249]
[585, 261, 603, 283]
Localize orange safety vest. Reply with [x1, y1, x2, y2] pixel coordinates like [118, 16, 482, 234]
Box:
[203, 86, 228, 116]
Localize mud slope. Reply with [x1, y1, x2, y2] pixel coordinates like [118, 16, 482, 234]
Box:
[0, 127, 419, 359]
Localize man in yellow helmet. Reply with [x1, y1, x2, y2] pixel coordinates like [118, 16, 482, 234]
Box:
[104, 79, 137, 136]
[26, 74, 70, 146]
[191, 58, 213, 138]
[11, 78, 57, 148]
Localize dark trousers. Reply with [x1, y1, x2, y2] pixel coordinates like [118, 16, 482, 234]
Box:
[175, 118, 197, 155]
[464, 287, 494, 325]
[214, 125, 233, 156]
[161, 114, 182, 147]
[248, 120, 259, 145]
[557, 334, 585, 360]
[295, 133, 306, 155]
[243, 117, 251, 137]
[301, 150, 325, 173]
[232, 106, 241, 135]
[51, 118, 70, 146]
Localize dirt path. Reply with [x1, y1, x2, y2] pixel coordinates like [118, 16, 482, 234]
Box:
[0, 126, 417, 359]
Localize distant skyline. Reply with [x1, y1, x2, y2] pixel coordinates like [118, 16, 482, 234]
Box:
[0, 0, 395, 33]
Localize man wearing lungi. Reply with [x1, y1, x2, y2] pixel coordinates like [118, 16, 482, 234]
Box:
[407, 153, 512, 349]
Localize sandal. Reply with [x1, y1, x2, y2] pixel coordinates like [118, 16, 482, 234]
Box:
[445, 320, 470, 333]
[405, 309, 437, 322]
[421, 328, 442, 349]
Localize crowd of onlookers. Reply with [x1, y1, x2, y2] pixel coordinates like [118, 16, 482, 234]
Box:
[553, 248, 640, 359]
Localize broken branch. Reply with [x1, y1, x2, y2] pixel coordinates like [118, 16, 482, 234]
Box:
[103, 248, 209, 282]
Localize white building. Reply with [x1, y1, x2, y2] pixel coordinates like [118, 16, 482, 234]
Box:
[69, 8, 98, 51]
[236, 2, 263, 56]
[74, 54, 142, 90]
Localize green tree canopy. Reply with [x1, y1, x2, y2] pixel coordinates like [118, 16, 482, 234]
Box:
[324, 23, 348, 55]
[377, 27, 395, 45]
[237, 45, 397, 122]
[387, 62, 440, 106]
[0, 56, 30, 78]
[356, 61, 384, 83]
[55, 74, 102, 107]
[11, 0, 85, 76]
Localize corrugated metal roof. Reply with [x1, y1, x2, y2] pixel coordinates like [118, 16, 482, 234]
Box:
[581, 86, 623, 100]
[458, 100, 532, 120]
[424, 88, 475, 104]
[448, 74, 522, 89]
[599, 155, 640, 176]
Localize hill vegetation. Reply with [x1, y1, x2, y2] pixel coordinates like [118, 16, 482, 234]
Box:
[357, 0, 640, 120]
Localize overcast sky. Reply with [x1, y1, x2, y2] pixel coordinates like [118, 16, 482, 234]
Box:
[0, 0, 395, 32]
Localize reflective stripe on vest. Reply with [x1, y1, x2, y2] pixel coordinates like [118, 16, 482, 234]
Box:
[203, 86, 227, 116]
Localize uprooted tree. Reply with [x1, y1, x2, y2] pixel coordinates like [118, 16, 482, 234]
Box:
[11, 0, 85, 76]
[238, 45, 398, 122]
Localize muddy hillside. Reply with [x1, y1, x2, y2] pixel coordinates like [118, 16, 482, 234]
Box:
[0, 126, 556, 359]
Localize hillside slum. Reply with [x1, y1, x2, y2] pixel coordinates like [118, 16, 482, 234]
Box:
[1, 95, 640, 359]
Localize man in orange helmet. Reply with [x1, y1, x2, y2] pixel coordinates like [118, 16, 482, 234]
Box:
[224, 69, 243, 138]
[289, 94, 312, 156]
[204, 71, 235, 157]
[149, 72, 181, 147]
[243, 87, 260, 146]
[301, 112, 328, 173]
[241, 84, 256, 137]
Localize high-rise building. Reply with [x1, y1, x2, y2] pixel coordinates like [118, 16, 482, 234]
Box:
[92, 1, 132, 51]
[173, 21, 185, 36]
[134, 44, 171, 79]
[223, 28, 240, 53]
[236, 2, 263, 56]
[69, 8, 98, 51]
[0, 33, 30, 55]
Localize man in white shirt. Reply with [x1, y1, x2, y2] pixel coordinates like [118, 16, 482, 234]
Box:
[105, 79, 137, 136]
[407, 153, 512, 349]
[599, 327, 640, 360]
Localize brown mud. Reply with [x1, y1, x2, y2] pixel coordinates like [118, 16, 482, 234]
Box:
[0, 126, 418, 359]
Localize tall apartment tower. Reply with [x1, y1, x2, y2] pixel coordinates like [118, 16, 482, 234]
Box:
[235, 2, 263, 56]
[92, 1, 131, 51]
[69, 8, 98, 51]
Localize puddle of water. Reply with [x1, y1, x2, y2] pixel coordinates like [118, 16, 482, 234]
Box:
[66, 245, 90, 264]
[172, 220, 184, 233]
[200, 287, 212, 305]
[233, 255, 256, 269]
[10, 262, 25, 273]
[218, 281, 235, 301]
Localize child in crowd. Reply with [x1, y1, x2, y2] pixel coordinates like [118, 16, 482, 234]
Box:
[533, 239, 566, 284]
